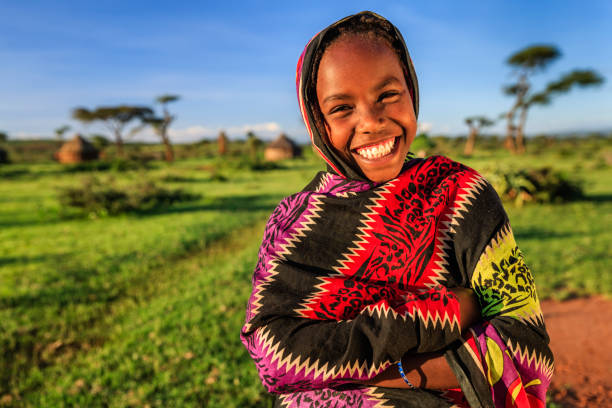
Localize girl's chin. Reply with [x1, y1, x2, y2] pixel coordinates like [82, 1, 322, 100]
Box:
[352, 138, 408, 182]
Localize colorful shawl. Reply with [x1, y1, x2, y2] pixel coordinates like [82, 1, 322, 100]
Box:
[241, 11, 553, 408]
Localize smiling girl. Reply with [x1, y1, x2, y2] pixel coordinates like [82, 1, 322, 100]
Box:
[241, 11, 553, 407]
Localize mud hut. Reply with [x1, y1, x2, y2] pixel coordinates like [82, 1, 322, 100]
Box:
[56, 134, 99, 164]
[264, 133, 302, 161]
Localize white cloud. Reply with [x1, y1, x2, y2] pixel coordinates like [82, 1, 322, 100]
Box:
[9, 121, 286, 144]
[12, 131, 43, 140]
[226, 122, 281, 135]
[417, 122, 432, 133]
[167, 122, 282, 143]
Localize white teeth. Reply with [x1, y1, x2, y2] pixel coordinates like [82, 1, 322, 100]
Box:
[356, 138, 395, 159]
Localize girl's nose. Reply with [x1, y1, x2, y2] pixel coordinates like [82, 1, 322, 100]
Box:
[356, 104, 384, 134]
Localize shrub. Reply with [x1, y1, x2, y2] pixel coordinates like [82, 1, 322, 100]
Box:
[59, 176, 200, 217]
[62, 159, 153, 173]
[485, 166, 584, 206]
[0, 148, 9, 164]
[410, 133, 436, 156]
[216, 156, 284, 172]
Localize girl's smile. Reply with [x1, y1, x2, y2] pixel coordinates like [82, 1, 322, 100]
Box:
[316, 34, 417, 183]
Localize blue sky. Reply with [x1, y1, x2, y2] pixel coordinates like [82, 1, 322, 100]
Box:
[1, 0, 611, 143]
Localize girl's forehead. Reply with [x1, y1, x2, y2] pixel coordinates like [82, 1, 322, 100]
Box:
[325, 33, 395, 58]
[319, 34, 402, 76]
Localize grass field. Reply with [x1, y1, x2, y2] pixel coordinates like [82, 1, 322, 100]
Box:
[0, 140, 610, 407]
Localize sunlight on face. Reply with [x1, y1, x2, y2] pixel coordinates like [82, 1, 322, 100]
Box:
[316, 35, 417, 183]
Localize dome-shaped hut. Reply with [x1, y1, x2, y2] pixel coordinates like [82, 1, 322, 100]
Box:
[264, 133, 302, 162]
[56, 134, 99, 164]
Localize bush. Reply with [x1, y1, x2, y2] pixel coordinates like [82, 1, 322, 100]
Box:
[485, 166, 584, 206]
[0, 148, 9, 164]
[59, 176, 200, 217]
[216, 156, 284, 172]
[62, 159, 153, 173]
[410, 133, 436, 156]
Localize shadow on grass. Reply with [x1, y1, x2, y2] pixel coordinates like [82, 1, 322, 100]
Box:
[582, 193, 612, 203]
[140, 193, 283, 216]
[514, 227, 579, 241]
[0, 217, 64, 229]
[0, 253, 66, 268]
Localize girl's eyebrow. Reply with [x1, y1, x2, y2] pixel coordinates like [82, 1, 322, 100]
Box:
[374, 76, 401, 91]
[322, 93, 351, 104]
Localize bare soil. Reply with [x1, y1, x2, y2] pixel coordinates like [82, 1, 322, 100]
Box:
[542, 297, 612, 407]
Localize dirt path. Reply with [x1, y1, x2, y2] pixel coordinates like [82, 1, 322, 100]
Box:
[542, 297, 612, 407]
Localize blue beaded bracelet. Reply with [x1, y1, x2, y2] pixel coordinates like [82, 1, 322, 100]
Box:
[397, 359, 415, 388]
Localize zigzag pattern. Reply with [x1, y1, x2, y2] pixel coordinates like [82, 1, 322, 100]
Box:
[363, 298, 461, 332]
[255, 325, 393, 383]
[296, 182, 394, 317]
[425, 172, 489, 289]
[314, 172, 333, 193]
[363, 387, 394, 407]
[506, 338, 554, 381]
[447, 173, 489, 234]
[276, 386, 393, 408]
[333, 181, 394, 275]
[276, 393, 294, 408]
[245, 193, 326, 331]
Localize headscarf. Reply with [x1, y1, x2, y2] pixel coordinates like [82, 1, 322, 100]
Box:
[296, 11, 419, 181]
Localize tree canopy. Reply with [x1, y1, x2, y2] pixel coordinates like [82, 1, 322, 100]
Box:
[507, 45, 561, 71]
[72, 105, 154, 157]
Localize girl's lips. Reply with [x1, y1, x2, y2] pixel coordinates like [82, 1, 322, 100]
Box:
[352, 136, 400, 160]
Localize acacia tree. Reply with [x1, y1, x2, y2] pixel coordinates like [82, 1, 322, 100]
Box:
[464, 116, 494, 156]
[504, 45, 604, 154]
[246, 131, 262, 161]
[514, 70, 604, 152]
[72, 105, 153, 157]
[503, 45, 560, 153]
[143, 94, 180, 162]
[54, 125, 71, 141]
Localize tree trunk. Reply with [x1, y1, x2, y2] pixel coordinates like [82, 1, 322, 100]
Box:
[504, 112, 516, 153]
[218, 133, 228, 156]
[516, 106, 528, 154]
[161, 132, 174, 162]
[114, 130, 124, 158]
[464, 126, 477, 156]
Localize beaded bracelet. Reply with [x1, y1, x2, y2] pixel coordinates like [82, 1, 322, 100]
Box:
[397, 359, 416, 389]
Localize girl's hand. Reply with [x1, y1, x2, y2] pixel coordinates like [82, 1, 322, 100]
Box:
[449, 287, 481, 330]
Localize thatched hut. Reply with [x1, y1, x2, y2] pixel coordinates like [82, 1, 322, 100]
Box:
[56, 134, 99, 164]
[264, 133, 302, 161]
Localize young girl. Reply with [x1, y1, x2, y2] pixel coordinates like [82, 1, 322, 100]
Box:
[241, 11, 553, 408]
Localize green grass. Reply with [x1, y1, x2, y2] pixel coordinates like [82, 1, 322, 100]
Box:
[0, 142, 610, 406]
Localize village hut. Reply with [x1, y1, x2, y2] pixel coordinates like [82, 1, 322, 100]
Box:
[55, 134, 99, 164]
[264, 133, 302, 161]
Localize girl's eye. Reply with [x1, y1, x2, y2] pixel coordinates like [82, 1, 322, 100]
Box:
[329, 105, 351, 115]
[379, 91, 400, 102]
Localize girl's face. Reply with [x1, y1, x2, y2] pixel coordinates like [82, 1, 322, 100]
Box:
[316, 35, 416, 183]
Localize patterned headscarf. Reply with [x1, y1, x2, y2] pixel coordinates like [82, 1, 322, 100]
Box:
[296, 11, 420, 181]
